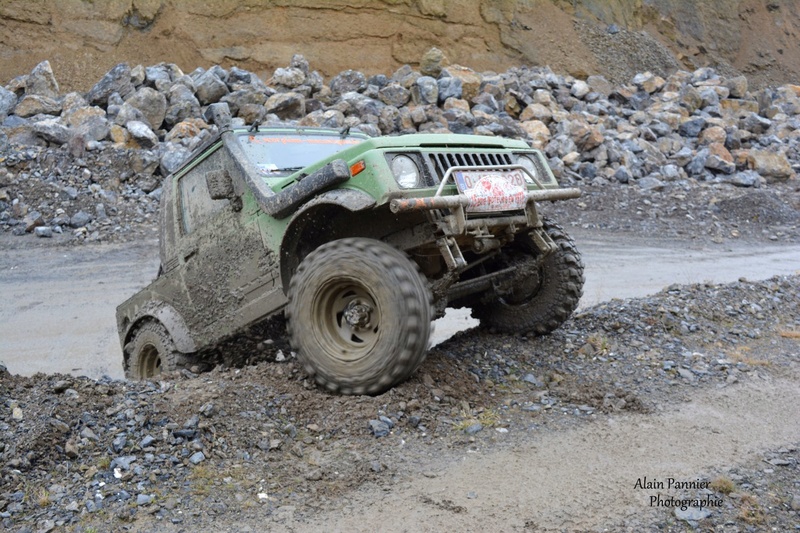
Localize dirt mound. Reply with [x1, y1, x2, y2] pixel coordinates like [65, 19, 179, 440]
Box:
[716, 190, 800, 226]
[575, 19, 682, 83]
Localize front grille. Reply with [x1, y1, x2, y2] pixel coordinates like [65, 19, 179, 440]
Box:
[427, 152, 515, 182]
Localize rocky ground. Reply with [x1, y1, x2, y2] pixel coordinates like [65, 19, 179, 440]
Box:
[1, 275, 798, 532]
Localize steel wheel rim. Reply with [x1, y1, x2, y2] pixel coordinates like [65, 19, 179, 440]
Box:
[313, 278, 381, 363]
[137, 343, 162, 377]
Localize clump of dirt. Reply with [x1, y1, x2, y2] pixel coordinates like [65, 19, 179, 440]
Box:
[558, 381, 650, 414]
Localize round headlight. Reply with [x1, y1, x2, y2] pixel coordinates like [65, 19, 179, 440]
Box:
[516, 155, 538, 183]
[391, 155, 420, 188]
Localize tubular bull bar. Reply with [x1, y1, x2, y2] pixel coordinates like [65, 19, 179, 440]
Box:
[389, 186, 581, 271]
[388, 163, 582, 271]
[389, 187, 582, 213]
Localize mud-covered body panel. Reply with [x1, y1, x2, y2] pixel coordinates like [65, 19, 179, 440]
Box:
[117, 124, 581, 368]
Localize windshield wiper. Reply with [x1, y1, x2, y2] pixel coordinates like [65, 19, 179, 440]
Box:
[274, 166, 304, 173]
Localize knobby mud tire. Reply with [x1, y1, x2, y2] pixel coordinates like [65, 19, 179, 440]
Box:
[125, 320, 186, 380]
[473, 218, 584, 335]
[286, 238, 432, 395]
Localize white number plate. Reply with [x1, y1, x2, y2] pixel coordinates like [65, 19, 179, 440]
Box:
[454, 170, 527, 213]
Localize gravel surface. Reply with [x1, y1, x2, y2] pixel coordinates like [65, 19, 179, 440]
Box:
[544, 178, 800, 244]
[2, 275, 798, 531]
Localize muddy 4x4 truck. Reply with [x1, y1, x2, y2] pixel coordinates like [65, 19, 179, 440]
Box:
[117, 103, 584, 395]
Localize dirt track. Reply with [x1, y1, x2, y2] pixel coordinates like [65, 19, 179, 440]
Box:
[1, 229, 798, 380]
[288, 373, 800, 532]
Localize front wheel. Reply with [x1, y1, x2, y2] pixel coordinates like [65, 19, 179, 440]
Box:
[473, 218, 584, 335]
[287, 238, 432, 395]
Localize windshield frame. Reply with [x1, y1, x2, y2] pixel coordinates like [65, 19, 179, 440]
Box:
[233, 129, 369, 178]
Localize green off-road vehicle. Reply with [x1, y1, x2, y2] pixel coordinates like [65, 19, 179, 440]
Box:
[117, 103, 584, 394]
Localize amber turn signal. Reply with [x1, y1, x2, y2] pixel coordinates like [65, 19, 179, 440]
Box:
[350, 160, 366, 176]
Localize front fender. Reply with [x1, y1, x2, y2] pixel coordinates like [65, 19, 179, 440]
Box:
[292, 188, 377, 214]
[122, 302, 197, 354]
[279, 189, 377, 292]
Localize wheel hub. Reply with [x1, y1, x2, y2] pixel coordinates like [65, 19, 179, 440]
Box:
[492, 256, 542, 304]
[343, 300, 372, 329]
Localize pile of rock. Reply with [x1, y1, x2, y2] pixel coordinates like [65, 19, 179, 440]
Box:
[0, 50, 797, 241]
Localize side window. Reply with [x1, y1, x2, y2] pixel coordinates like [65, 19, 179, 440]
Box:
[178, 164, 229, 235]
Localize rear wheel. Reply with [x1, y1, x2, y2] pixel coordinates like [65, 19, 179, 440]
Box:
[473, 218, 584, 335]
[287, 238, 432, 395]
[125, 321, 185, 379]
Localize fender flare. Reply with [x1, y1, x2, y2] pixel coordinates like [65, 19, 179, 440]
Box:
[290, 188, 376, 214]
[279, 189, 377, 291]
[124, 302, 197, 355]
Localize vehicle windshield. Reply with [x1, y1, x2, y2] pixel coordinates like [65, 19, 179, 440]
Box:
[235, 131, 367, 177]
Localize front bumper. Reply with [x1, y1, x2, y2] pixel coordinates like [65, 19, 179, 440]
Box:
[389, 187, 582, 213]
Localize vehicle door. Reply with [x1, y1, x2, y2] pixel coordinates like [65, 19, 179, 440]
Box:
[174, 147, 280, 346]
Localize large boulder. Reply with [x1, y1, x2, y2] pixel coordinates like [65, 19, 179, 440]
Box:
[75, 115, 111, 143]
[330, 69, 367, 95]
[739, 112, 772, 134]
[87, 63, 134, 106]
[0, 87, 18, 118]
[125, 87, 167, 130]
[420, 47, 448, 78]
[264, 92, 306, 120]
[126, 120, 159, 149]
[411, 76, 438, 106]
[437, 77, 462, 103]
[745, 150, 795, 182]
[272, 67, 305, 88]
[221, 89, 268, 116]
[570, 80, 590, 99]
[114, 102, 148, 127]
[32, 119, 71, 144]
[14, 95, 61, 117]
[145, 64, 174, 90]
[725, 75, 748, 99]
[165, 84, 201, 127]
[570, 122, 604, 151]
[520, 103, 553, 124]
[165, 118, 210, 144]
[704, 143, 735, 174]
[194, 70, 229, 105]
[444, 65, 482, 102]
[720, 98, 759, 117]
[379, 83, 410, 107]
[586, 75, 613, 97]
[520, 120, 551, 149]
[25, 60, 59, 99]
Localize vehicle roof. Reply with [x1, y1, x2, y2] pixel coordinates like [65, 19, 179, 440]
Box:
[237, 127, 531, 150]
[169, 126, 534, 179]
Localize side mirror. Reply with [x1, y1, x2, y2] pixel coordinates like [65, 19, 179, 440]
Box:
[206, 170, 234, 200]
